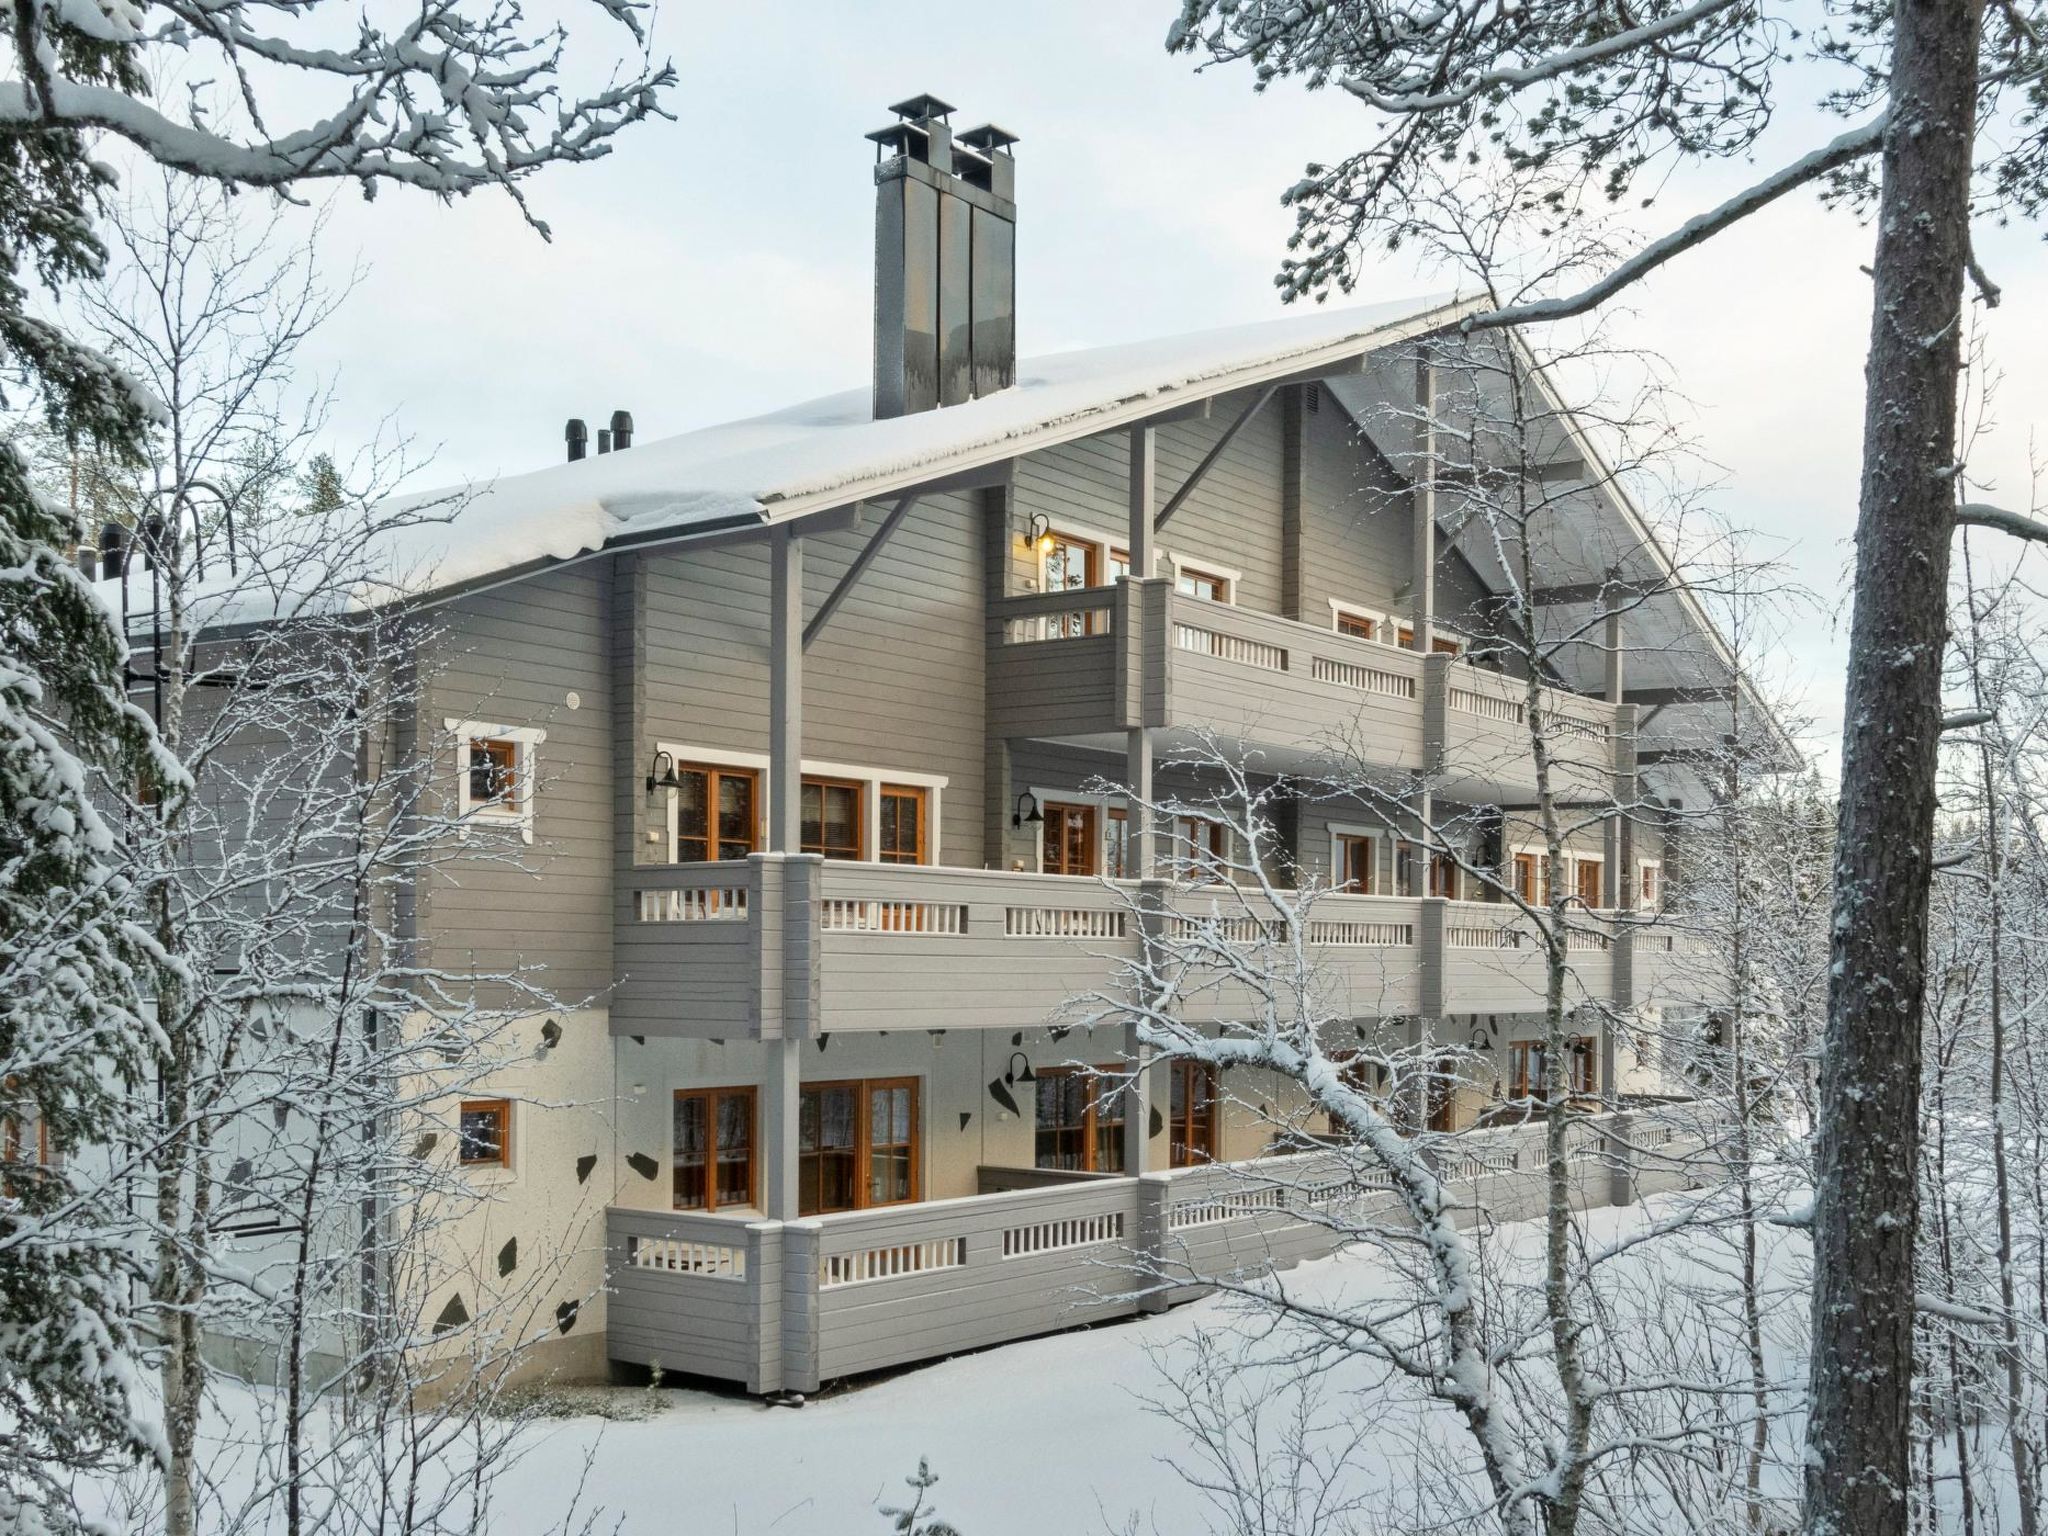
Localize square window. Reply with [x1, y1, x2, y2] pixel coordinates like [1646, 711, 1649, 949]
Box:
[458, 1100, 510, 1166]
[467, 739, 519, 813]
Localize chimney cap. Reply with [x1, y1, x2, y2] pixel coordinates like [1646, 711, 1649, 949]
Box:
[609, 409, 634, 434]
[887, 92, 956, 122]
[958, 123, 1020, 152]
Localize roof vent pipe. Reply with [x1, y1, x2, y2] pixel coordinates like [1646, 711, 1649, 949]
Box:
[867, 95, 1017, 419]
[100, 522, 126, 578]
[566, 418, 588, 462]
[597, 428, 612, 455]
[610, 410, 634, 450]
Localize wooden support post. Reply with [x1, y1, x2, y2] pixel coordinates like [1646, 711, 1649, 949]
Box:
[762, 1037, 801, 1221]
[769, 527, 803, 855]
[1128, 425, 1158, 875]
[1410, 356, 1436, 653]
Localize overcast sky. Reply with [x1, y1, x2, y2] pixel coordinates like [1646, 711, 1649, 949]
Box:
[280, 2, 2048, 762]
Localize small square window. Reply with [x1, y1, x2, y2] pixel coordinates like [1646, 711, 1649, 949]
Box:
[459, 1100, 510, 1166]
[468, 738, 519, 814]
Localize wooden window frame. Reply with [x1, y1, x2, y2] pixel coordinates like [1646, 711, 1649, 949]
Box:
[1394, 624, 1464, 657]
[1172, 564, 1233, 604]
[1574, 856, 1604, 910]
[1428, 848, 1461, 901]
[457, 1099, 511, 1168]
[1166, 1059, 1220, 1168]
[1041, 800, 1100, 877]
[798, 1076, 921, 1215]
[448, 720, 545, 844]
[878, 783, 929, 865]
[1033, 1065, 1127, 1174]
[1335, 832, 1379, 895]
[674, 762, 762, 864]
[672, 1085, 758, 1213]
[1508, 1038, 1599, 1101]
[1511, 850, 1550, 906]
[1172, 814, 1230, 883]
[1639, 860, 1662, 909]
[801, 774, 865, 861]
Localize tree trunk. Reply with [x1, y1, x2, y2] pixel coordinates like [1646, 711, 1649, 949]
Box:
[1805, 2, 1983, 1530]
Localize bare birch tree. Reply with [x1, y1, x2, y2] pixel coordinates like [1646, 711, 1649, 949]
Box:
[1163, 6, 2048, 1527]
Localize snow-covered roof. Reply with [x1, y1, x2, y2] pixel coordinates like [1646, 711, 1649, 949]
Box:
[363, 292, 1481, 603]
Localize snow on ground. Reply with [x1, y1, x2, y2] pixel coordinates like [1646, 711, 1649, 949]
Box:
[476, 1195, 1811, 1536]
[111, 1194, 1811, 1535]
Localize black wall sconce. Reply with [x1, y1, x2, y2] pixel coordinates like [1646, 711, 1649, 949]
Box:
[1012, 789, 1043, 828]
[1025, 511, 1052, 552]
[645, 749, 681, 799]
[986, 1051, 1036, 1119]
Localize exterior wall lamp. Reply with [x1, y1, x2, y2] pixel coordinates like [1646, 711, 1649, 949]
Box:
[1005, 1051, 1035, 1085]
[645, 749, 682, 798]
[1012, 789, 1043, 827]
[1025, 511, 1053, 552]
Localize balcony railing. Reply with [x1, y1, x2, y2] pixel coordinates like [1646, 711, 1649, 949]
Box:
[988, 581, 1622, 797]
[613, 858, 1701, 1038]
[604, 1105, 1731, 1395]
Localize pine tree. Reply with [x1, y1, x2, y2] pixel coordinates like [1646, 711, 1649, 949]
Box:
[0, 443, 167, 1529]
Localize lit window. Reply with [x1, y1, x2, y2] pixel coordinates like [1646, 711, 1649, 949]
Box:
[468, 739, 519, 813]
[1512, 852, 1547, 904]
[1172, 816, 1229, 883]
[1640, 863, 1661, 907]
[1167, 1060, 1219, 1167]
[1334, 609, 1378, 641]
[458, 1100, 510, 1167]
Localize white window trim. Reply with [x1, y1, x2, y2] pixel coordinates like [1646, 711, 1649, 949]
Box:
[1328, 599, 1393, 644]
[1166, 551, 1240, 604]
[1570, 851, 1606, 908]
[446, 719, 545, 844]
[1029, 788, 1236, 881]
[1325, 822, 1388, 894]
[655, 742, 947, 864]
[1636, 858, 1663, 911]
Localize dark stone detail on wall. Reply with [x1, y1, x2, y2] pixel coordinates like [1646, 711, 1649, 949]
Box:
[227, 1156, 253, 1188]
[540, 1018, 563, 1049]
[497, 1238, 518, 1277]
[410, 1133, 438, 1160]
[630, 1035, 645, 1046]
[556, 1299, 580, 1334]
[1049, 1025, 1070, 1043]
[627, 1152, 659, 1180]
[958, 1112, 972, 1132]
[1011, 1032, 1022, 1048]
[987, 1078, 1020, 1118]
[1149, 1105, 1164, 1138]
[433, 1293, 469, 1335]
[711, 1037, 724, 1046]
[817, 1033, 830, 1051]
[575, 1153, 598, 1184]
[273, 1102, 290, 1130]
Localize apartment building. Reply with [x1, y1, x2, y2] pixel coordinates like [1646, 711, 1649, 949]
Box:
[195, 98, 1748, 1396]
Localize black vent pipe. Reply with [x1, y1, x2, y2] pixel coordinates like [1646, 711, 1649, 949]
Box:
[610, 410, 634, 450]
[565, 418, 588, 462]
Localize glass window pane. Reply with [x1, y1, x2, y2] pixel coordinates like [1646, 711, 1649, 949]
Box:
[673, 1096, 707, 1209]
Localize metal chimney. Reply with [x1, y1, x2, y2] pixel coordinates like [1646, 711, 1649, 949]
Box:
[597, 428, 612, 455]
[867, 95, 1018, 418]
[610, 410, 634, 450]
[566, 418, 588, 462]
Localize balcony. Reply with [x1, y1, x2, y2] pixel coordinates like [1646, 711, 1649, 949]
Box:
[604, 1107, 1726, 1395]
[987, 582, 1624, 802]
[612, 858, 1689, 1038]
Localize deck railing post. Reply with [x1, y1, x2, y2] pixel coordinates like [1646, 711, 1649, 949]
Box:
[1136, 1171, 1173, 1313]
[1606, 1110, 1638, 1208]
[781, 1220, 822, 1394]
[749, 1221, 784, 1395]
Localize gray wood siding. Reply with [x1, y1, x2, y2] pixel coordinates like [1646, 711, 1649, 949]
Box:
[420, 564, 614, 1000]
[637, 492, 987, 865]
